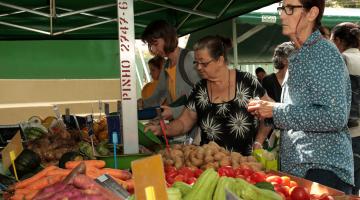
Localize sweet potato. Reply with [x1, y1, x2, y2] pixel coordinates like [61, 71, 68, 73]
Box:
[63, 161, 86, 184]
[100, 168, 132, 180]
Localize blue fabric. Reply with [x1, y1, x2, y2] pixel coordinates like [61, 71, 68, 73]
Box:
[273, 30, 354, 186]
[305, 169, 353, 195]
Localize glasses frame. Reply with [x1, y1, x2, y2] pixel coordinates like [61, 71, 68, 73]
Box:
[193, 59, 214, 68]
[277, 5, 303, 15]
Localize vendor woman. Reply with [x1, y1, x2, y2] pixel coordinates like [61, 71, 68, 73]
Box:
[145, 35, 272, 156]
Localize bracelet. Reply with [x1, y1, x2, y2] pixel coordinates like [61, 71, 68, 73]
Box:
[254, 141, 263, 148]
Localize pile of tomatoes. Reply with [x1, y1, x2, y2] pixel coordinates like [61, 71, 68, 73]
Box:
[164, 165, 335, 200]
[216, 166, 335, 200]
[164, 165, 203, 185]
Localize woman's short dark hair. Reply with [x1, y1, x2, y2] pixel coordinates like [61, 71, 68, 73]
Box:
[300, 0, 325, 30]
[193, 35, 232, 63]
[332, 22, 360, 49]
[141, 20, 178, 54]
[148, 56, 164, 70]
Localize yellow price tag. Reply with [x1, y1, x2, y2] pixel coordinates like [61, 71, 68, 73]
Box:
[145, 186, 156, 200]
[10, 150, 19, 181]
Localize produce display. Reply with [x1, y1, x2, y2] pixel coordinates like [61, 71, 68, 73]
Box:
[0, 115, 354, 200]
[159, 142, 262, 171]
[4, 160, 133, 200]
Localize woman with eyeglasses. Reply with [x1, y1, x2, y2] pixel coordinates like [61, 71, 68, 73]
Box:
[248, 0, 354, 194]
[146, 35, 272, 155]
[331, 22, 360, 195]
[140, 20, 201, 143]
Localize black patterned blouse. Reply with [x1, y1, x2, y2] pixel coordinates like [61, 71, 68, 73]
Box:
[185, 70, 265, 155]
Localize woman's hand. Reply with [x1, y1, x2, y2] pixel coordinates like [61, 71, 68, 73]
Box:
[160, 105, 173, 120]
[247, 99, 275, 119]
[144, 123, 162, 136]
[252, 141, 263, 150]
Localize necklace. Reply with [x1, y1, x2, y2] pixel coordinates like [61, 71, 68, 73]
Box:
[209, 69, 231, 103]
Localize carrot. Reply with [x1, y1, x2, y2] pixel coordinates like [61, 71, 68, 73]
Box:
[85, 166, 103, 179]
[15, 166, 57, 189]
[65, 160, 106, 169]
[14, 188, 33, 195]
[10, 193, 24, 200]
[110, 176, 127, 188]
[24, 190, 39, 200]
[46, 168, 71, 177]
[99, 168, 132, 180]
[27, 175, 64, 190]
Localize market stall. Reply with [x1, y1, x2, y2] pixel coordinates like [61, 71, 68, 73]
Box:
[1, 0, 359, 200]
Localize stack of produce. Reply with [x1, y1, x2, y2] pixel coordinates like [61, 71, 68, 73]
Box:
[6, 160, 134, 200]
[159, 142, 262, 171]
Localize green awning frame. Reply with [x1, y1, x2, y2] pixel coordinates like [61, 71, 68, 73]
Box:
[0, 0, 280, 40]
[237, 4, 360, 27]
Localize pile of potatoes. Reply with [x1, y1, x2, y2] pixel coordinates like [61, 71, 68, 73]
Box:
[159, 141, 263, 171]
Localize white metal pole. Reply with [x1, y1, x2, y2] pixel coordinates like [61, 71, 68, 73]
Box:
[232, 18, 238, 70]
[117, 0, 139, 154]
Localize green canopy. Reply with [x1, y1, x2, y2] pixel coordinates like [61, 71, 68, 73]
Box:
[187, 4, 360, 64]
[0, 0, 280, 40]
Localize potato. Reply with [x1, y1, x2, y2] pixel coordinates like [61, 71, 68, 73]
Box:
[239, 156, 248, 163]
[174, 157, 184, 169]
[214, 152, 226, 161]
[212, 161, 220, 170]
[172, 144, 182, 150]
[247, 162, 263, 171]
[232, 161, 240, 169]
[204, 148, 215, 157]
[190, 152, 203, 167]
[247, 156, 257, 162]
[171, 149, 183, 158]
[164, 159, 174, 166]
[204, 155, 214, 163]
[219, 157, 231, 167]
[195, 148, 205, 160]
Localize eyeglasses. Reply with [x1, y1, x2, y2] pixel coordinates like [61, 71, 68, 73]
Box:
[277, 5, 303, 15]
[193, 59, 214, 68]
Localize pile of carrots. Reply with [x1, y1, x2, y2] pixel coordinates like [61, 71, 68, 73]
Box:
[9, 160, 134, 200]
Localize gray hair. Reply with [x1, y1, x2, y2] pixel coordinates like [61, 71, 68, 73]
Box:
[272, 42, 295, 69]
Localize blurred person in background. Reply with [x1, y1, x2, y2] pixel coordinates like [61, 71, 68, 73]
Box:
[262, 42, 295, 102]
[141, 56, 165, 99]
[331, 22, 360, 195]
[255, 67, 267, 84]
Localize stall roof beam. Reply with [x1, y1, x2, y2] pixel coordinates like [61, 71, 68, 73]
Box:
[236, 24, 267, 44]
[0, 1, 50, 17]
[139, 0, 217, 19]
[0, 20, 50, 35]
[57, 4, 116, 18]
[177, 0, 205, 29]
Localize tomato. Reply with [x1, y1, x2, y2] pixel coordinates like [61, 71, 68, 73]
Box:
[164, 165, 177, 174]
[185, 177, 197, 185]
[166, 176, 175, 185]
[166, 170, 178, 178]
[193, 169, 203, 178]
[249, 171, 266, 183]
[290, 180, 298, 188]
[178, 167, 194, 178]
[174, 174, 185, 182]
[281, 176, 291, 187]
[235, 167, 254, 179]
[290, 186, 310, 200]
[218, 166, 235, 177]
[318, 194, 335, 200]
[275, 185, 290, 197]
[266, 175, 283, 185]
